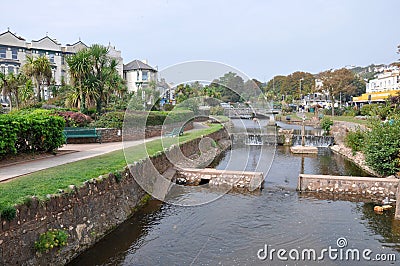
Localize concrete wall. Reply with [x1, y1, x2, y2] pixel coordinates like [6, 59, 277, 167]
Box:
[0, 128, 228, 265]
[297, 174, 399, 201]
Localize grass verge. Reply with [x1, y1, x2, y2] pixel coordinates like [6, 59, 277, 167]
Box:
[0, 124, 223, 212]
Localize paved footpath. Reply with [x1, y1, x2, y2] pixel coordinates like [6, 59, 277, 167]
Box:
[0, 137, 157, 182]
[0, 122, 209, 182]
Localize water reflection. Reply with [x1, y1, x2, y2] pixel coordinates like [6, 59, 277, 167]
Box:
[69, 121, 400, 266]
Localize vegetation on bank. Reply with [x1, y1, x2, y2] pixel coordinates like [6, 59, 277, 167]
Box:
[345, 119, 400, 176]
[0, 123, 223, 215]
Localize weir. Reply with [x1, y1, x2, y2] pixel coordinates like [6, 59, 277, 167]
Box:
[292, 135, 334, 147]
[297, 174, 400, 219]
[176, 168, 264, 191]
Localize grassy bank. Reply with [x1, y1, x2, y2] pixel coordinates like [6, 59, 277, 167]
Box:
[0, 124, 223, 212]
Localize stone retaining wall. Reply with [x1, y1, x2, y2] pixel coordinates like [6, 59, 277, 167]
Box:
[66, 122, 194, 144]
[0, 127, 228, 265]
[297, 174, 399, 201]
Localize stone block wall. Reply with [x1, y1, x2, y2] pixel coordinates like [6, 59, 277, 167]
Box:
[0, 127, 228, 265]
[66, 122, 194, 144]
[177, 168, 264, 191]
[297, 174, 399, 201]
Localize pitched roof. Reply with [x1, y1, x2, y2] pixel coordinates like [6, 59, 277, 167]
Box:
[0, 30, 26, 41]
[32, 36, 61, 45]
[123, 60, 156, 71]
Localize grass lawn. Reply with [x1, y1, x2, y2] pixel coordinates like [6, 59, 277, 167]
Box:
[324, 115, 370, 125]
[0, 124, 223, 211]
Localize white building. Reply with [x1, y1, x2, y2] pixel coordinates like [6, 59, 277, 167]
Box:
[0, 29, 123, 100]
[366, 69, 400, 93]
[123, 60, 158, 92]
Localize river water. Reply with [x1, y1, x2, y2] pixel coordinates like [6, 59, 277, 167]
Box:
[69, 120, 400, 266]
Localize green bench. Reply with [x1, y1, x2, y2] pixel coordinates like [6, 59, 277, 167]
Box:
[63, 127, 102, 144]
[164, 127, 184, 137]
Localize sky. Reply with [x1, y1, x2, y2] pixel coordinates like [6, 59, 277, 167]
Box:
[1, 0, 399, 81]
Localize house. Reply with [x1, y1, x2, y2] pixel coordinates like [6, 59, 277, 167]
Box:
[365, 69, 400, 93]
[123, 59, 157, 92]
[353, 68, 400, 105]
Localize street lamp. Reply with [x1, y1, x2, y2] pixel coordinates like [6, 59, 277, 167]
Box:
[299, 78, 304, 109]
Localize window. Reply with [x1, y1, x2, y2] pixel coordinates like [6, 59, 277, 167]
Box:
[137, 71, 140, 80]
[142, 71, 148, 81]
[49, 53, 55, 63]
[8, 66, 13, 74]
[0, 47, 6, 58]
[61, 56, 65, 65]
[11, 49, 17, 60]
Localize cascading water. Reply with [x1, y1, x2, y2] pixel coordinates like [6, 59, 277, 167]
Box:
[292, 135, 334, 147]
[245, 134, 263, 145]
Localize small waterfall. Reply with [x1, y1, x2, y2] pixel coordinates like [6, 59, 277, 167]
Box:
[292, 135, 334, 147]
[245, 134, 263, 146]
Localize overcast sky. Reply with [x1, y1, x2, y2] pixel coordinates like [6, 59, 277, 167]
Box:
[1, 0, 399, 81]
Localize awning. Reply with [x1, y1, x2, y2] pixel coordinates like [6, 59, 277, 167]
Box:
[353, 90, 400, 103]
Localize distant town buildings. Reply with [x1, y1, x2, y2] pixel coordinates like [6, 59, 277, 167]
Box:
[365, 69, 400, 93]
[353, 66, 400, 104]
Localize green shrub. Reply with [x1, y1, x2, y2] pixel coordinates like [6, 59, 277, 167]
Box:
[0, 113, 65, 157]
[92, 110, 194, 129]
[1, 206, 16, 221]
[210, 106, 224, 115]
[320, 117, 333, 134]
[364, 120, 400, 175]
[35, 229, 68, 253]
[345, 127, 365, 155]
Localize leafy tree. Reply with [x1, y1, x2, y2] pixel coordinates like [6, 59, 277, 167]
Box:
[317, 68, 361, 116]
[265, 72, 315, 101]
[210, 72, 244, 103]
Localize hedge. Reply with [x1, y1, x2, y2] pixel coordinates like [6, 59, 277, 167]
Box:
[92, 110, 195, 129]
[364, 120, 400, 176]
[0, 113, 65, 157]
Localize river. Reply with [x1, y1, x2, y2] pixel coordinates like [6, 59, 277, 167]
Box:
[69, 119, 400, 266]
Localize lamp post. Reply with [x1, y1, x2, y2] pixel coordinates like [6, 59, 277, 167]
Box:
[299, 78, 304, 110]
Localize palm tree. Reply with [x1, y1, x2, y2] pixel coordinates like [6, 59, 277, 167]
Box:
[0, 72, 30, 110]
[22, 55, 52, 102]
[88, 44, 109, 114]
[66, 49, 92, 112]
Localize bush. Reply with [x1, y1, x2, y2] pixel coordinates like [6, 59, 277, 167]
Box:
[1, 206, 16, 221]
[55, 111, 92, 127]
[210, 106, 224, 115]
[345, 127, 365, 155]
[91, 110, 194, 129]
[364, 120, 400, 176]
[35, 229, 68, 253]
[0, 113, 65, 157]
[320, 117, 333, 134]
[342, 106, 359, 117]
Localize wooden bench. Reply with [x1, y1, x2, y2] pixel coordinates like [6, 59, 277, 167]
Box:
[164, 127, 184, 137]
[63, 127, 102, 144]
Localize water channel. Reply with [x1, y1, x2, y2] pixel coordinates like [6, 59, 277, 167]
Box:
[69, 119, 400, 265]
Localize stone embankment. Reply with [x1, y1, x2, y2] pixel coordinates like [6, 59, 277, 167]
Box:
[0, 128, 228, 265]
